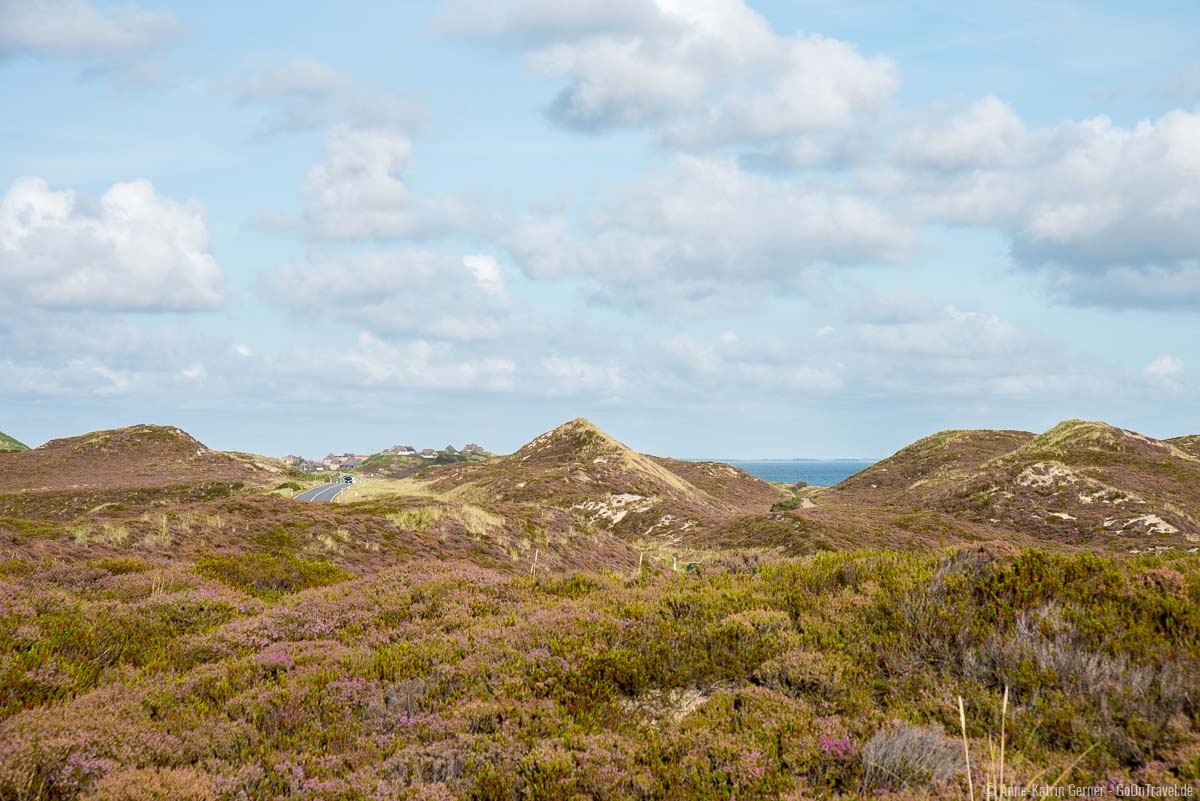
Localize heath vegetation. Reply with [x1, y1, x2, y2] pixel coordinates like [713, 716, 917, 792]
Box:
[1, 418, 1198, 798]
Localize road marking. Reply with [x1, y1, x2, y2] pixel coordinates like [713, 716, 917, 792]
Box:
[295, 482, 349, 503]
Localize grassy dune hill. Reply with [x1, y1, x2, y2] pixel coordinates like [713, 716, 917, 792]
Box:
[826, 420, 1200, 549]
[0, 424, 289, 492]
[354, 452, 429, 478]
[0, 421, 649, 579]
[695, 429, 1039, 554]
[0, 431, 28, 453]
[942, 420, 1200, 545]
[650, 455, 786, 513]
[357, 446, 493, 479]
[1167, 434, 1200, 459]
[833, 428, 1035, 503]
[417, 418, 787, 540]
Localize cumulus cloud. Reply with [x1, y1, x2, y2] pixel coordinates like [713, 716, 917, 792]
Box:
[262, 249, 510, 341]
[853, 306, 1025, 359]
[1144, 354, 1184, 390]
[622, 294, 1100, 406]
[463, 254, 507, 302]
[0, 311, 222, 400]
[438, 0, 896, 159]
[0, 357, 138, 397]
[538, 355, 626, 396]
[434, 0, 661, 44]
[870, 100, 1200, 310]
[179, 363, 205, 381]
[653, 333, 844, 394]
[286, 332, 517, 393]
[0, 177, 225, 311]
[301, 125, 494, 240]
[0, 0, 178, 59]
[892, 96, 1027, 173]
[845, 287, 941, 325]
[503, 155, 916, 309]
[599, 306, 1084, 411]
[230, 56, 422, 137]
[436, 5, 1200, 311]
[838, 303, 1109, 400]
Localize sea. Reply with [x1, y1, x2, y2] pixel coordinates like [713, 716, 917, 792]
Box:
[712, 459, 876, 486]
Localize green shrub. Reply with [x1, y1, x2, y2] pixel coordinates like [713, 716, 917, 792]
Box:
[770, 496, 806, 512]
[88, 557, 150, 574]
[195, 552, 353, 599]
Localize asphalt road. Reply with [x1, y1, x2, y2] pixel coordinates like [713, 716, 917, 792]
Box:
[295, 482, 350, 502]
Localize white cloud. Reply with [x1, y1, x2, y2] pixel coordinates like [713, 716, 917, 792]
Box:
[434, 0, 661, 44]
[539, 355, 626, 396]
[0, 357, 137, 397]
[232, 344, 253, 358]
[463, 254, 507, 302]
[0, 177, 225, 311]
[230, 56, 422, 137]
[654, 333, 844, 394]
[180, 363, 206, 381]
[301, 125, 493, 241]
[438, 7, 1200, 312]
[1144, 354, 1184, 390]
[262, 249, 510, 341]
[892, 96, 1027, 173]
[439, 0, 896, 157]
[305, 332, 517, 393]
[503, 155, 916, 309]
[871, 101, 1200, 309]
[846, 287, 941, 324]
[0, 0, 178, 59]
[854, 306, 1024, 358]
[837, 303, 1104, 400]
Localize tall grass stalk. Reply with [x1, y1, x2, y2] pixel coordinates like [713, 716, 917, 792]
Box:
[959, 695, 975, 801]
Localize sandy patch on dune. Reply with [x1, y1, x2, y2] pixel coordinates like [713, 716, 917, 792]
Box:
[573, 493, 655, 525]
[1104, 514, 1179, 535]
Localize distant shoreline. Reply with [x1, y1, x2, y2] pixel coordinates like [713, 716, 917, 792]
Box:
[692, 458, 878, 486]
[690, 457, 879, 463]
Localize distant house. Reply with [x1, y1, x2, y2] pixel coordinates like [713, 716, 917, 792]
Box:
[444, 445, 458, 455]
[386, 444, 417, 455]
[282, 455, 304, 467]
[322, 452, 368, 470]
[419, 448, 437, 458]
[462, 443, 486, 454]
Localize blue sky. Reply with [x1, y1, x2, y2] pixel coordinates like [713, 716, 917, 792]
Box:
[1, 0, 1197, 459]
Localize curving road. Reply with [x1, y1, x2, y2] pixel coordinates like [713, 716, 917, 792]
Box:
[295, 482, 350, 502]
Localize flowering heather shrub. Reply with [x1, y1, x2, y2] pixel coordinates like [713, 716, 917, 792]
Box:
[0, 581, 240, 716]
[819, 735, 856, 760]
[0, 545, 1197, 799]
